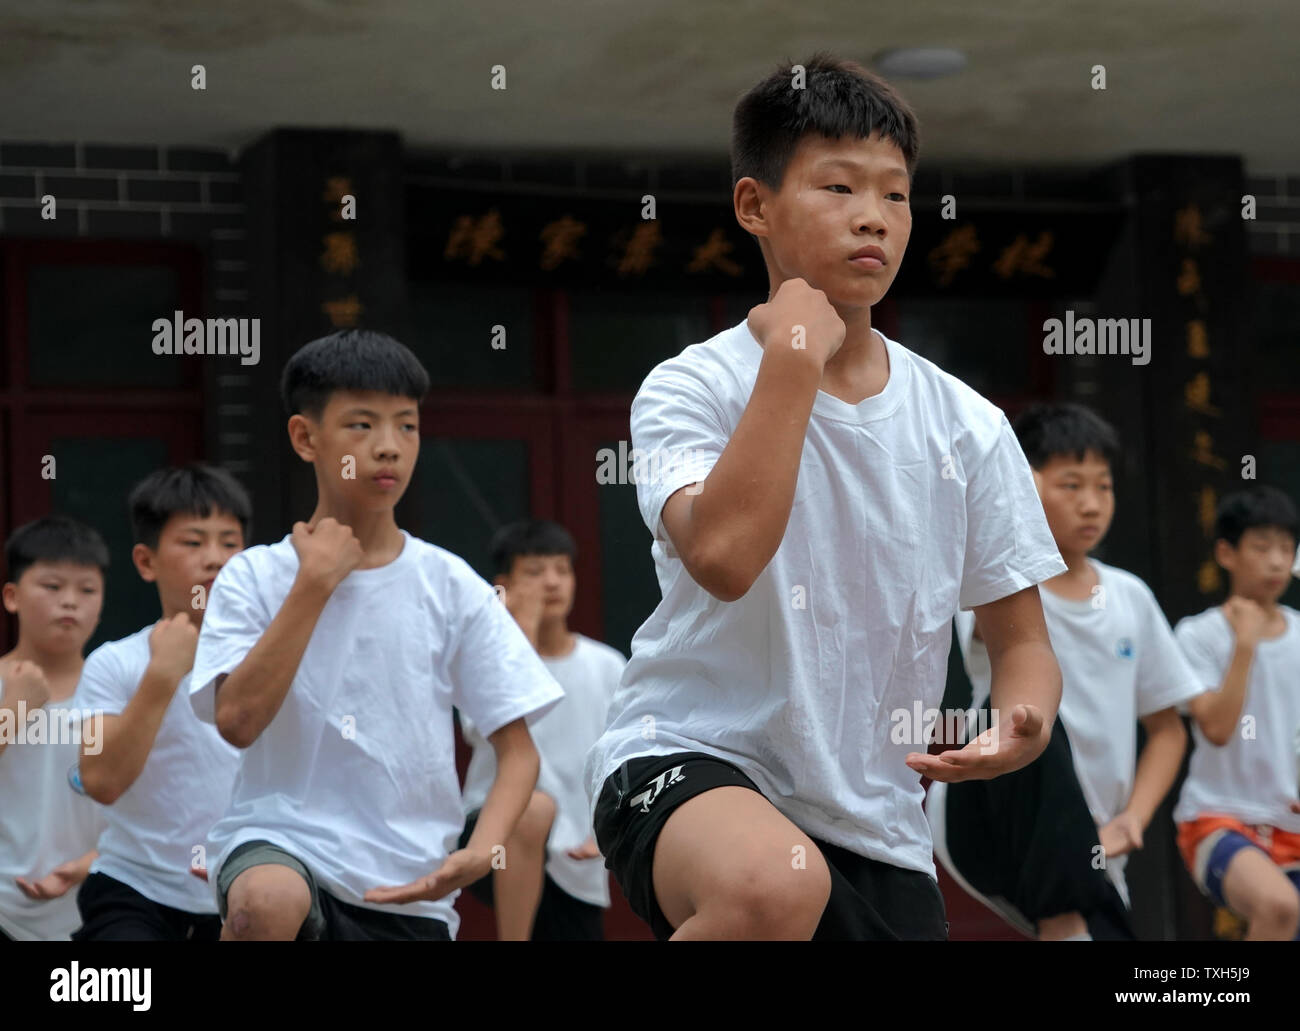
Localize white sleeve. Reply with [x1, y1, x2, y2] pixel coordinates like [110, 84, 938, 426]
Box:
[450, 582, 565, 739]
[1133, 586, 1205, 717]
[959, 416, 1066, 610]
[189, 554, 270, 725]
[1172, 615, 1227, 715]
[75, 641, 131, 718]
[630, 361, 728, 542]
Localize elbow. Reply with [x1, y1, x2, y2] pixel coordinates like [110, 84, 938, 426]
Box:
[215, 704, 256, 750]
[79, 762, 122, 806]
[687, 542, 756, 603]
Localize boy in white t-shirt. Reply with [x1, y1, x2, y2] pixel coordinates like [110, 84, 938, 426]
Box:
[190, 329, 564, 941]
[584, 54, 1067, 941]
[0, 516, 108, 940]
[73, 465, 249, 940]
[1173, 485, 1300, 940]
[927, 403, 1199, 940]
[459, 520, 626, 940]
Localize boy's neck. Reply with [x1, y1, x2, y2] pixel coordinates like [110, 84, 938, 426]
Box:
[1043, 550, 1098, 599]
[307, 499, 405, 567]
[1, 642, 83, 700]
[536, 618, 576, 658]
[822, 304, 889, 401]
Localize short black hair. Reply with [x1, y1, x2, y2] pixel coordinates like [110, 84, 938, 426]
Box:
[490, 520, 577, 579]
[1214, 485, 1299, 548]
[281, 329, 430, 419]
[129, 464, 252, 551]
[5, 515, 110, 585]
[732, 51, 920, 189]
[1012, 402, 1121, 473]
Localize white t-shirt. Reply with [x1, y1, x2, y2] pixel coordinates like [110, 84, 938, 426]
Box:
[75, 626, 240, 913]
[0, 685, 106, 940]
[189, 530, 565, 937]
[953, 560, 1203, 903]
[584, 320, 1066, 877]
[461, 633, 625, 907]
[1172, 605, 1300, 832]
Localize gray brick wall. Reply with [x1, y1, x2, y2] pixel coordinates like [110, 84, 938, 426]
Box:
[0, 140, 253, 481]
[1245, 172, 1300, 257]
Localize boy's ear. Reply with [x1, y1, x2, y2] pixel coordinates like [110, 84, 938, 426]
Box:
[131, 543, 158, 583]
[287, 413, 318, 463]
[733, 177, 770, 239]
[2, 582, 18, 615]
[1213, 538, 1236, 573]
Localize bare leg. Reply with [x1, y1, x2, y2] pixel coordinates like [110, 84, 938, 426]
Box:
[492, 790, 556, 941]
[221, 864, 312, 941]
[652, 786, 831, 940]
[1220, 847, 1300, 941]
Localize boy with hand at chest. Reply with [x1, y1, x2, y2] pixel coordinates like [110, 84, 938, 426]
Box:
[0, 516, 109, 940]
[191, 329, 564, 941]
[74, 465, 250, 941]
[928, 403, 1199, 940]
[1174, 485, 1300, 940]
[585, 53, 1066, 941]
[458, 520, 626, 940]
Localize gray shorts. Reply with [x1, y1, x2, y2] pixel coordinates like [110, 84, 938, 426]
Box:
[216, 840, 327, 941]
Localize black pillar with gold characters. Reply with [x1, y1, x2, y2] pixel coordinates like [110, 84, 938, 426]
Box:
[1127, 155, 1254, 623]
[237, 129, 407, 535]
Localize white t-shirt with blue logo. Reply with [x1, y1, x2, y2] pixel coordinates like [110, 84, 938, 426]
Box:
[954, 559, 1202, 901]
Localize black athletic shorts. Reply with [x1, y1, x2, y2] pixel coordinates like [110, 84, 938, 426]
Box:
[458, 810, 605, 941]
[593, 751, 948, 941]
[73, 872, 222, 942]
[942, 711, 1135, 940]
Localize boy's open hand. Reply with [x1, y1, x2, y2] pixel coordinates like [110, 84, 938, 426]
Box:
[747, 277, 846, 368]
[1098, 811, 1144, 858]
[147, 612, 199, 685]
[905, 703, 1047, 782]
[363, 847, 492, 905]
[1, 660, 50, 711]
[291, 517, 363, 593]
[1222, 597, 1268, 648]
[15, 860, 82, 901]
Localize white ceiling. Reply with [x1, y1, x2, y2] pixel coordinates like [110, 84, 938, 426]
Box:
[1, 0, 1296, 170]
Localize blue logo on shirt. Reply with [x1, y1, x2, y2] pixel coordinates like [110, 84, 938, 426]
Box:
[1116, 638, 1135, 660]
[67, 763, 87, 796]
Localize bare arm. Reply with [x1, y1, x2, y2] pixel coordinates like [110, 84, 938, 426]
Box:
[214, 519, 362, 748]
[80, 685, 171, 805]
[1127, 707, 1187, 829]
[463, 718, 541, 861]
[1187, 599, 1265, 747]
[907, 586, 1060, 782]
[661, 279, 843, 601]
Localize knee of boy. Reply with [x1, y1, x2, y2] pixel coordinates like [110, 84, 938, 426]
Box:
[518, 790, 557, 840]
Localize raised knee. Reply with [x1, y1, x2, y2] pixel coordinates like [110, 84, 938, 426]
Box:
[714, 861, 831, 939]
[512, 791, 556, 847]
[224, 881, 310, 940]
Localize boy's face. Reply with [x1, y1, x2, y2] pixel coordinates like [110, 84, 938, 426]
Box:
[504, 552, 575, 621]
[1216, 526, 1295, 603]
[292, 390, 420, 510]
[739, 131, 911, 311]
[1032, 451, 1115, 558]
[2, 561, 104, 655]
[134, 511, 245, 616]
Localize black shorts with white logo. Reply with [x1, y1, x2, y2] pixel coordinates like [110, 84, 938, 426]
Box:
[593, 750, 948, 941]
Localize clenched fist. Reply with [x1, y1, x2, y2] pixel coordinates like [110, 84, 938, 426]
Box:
[747, 277, 846, 368]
